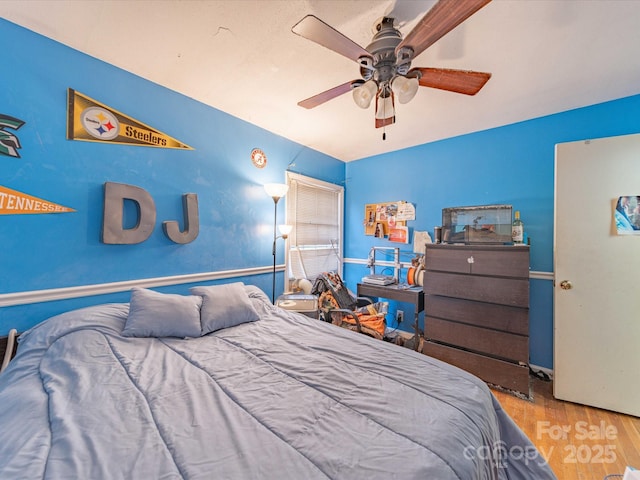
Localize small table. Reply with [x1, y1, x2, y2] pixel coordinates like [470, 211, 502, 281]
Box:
[356, 283, 424, 349]
[276, 294, 319, 319]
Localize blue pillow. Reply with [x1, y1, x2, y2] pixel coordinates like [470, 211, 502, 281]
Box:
[190, 282, 260, 334]
[123, 287, 203, 338]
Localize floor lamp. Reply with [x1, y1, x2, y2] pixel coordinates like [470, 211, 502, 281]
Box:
[264, 183, 289, 303]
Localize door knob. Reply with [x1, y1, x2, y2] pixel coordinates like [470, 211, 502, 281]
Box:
[559, 280, 573, 290]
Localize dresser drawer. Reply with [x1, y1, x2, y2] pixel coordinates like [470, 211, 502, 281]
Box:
[425, 317, 529, 363]
[425, 246, 474, 273]
[425, 245, 529, 278]
[425, 295, 528, 335]
[423, 341, 530, 396]
[424, 271, 529, 307]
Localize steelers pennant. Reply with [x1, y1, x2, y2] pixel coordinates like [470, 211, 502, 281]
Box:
[66, 89, 194, 150]
[0, 185, 75, 215]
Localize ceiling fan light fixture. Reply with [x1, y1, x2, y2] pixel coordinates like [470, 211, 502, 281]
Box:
[293, 2, 492, 129]
[375, 94, 395, 120]
[391, 75, 420, 104]
[352, 80, 377, 109]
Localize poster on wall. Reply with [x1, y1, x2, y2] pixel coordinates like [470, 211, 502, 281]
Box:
[614, 195, 640, 234]
[0, 185, 75, 215]
[364, 204, 377, 235]
[364, 201, 413, 237]
[396, 202, 416, 221]
[389, 226, 409, 243]
[66, 89, 194, 150]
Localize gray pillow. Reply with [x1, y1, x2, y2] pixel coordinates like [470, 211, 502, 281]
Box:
[123, 287, 203, 338]
[190, 282, 260, 334]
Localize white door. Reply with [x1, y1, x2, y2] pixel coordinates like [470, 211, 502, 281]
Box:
[554, 133, 640, 417]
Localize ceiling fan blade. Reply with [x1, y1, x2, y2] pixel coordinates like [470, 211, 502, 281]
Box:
[410, 67, 491, 95]
[292, 15, 371, 62]
[397, 0, 491, 58]
[298, 80, 359, 109]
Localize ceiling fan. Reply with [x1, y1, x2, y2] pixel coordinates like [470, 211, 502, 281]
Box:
[292, 0, 492, 136]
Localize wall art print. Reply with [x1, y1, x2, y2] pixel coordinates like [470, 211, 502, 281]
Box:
[614, 195, 640, 234]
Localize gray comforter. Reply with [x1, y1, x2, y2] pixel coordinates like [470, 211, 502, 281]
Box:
[0, 286, 555, 479]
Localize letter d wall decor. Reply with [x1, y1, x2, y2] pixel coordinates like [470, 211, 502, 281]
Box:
[102, 182, 199, 245]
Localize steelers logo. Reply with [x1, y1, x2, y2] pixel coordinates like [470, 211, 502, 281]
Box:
[81, 107, 120, 140]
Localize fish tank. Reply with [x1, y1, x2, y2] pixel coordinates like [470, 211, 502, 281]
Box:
[441, 204, 513, 244]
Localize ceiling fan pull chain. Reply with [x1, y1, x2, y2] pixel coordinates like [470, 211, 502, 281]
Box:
[381, 95, 386, 140]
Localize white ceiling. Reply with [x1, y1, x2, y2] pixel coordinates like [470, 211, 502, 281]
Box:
[2, 0, 640, 162]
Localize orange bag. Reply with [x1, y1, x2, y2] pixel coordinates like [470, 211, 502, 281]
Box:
[319, 291, 386, 340]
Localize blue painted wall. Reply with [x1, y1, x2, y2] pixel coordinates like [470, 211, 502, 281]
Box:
[344, 94, 640, 369]
[0, 19, 344, 334]
[4, 18, 640, 371]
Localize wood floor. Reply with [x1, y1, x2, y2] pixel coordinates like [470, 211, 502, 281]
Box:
[491, 377, 640, 480]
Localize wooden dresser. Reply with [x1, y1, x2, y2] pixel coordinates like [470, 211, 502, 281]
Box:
[422, 244, 530, 396]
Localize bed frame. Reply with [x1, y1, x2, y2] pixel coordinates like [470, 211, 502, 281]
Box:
[0, 330, 18, 373]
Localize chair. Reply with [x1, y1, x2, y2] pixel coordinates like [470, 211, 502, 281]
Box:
[311, 272, 387, 340]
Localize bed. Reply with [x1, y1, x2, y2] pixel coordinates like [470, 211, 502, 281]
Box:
[0, 283, 556, 479]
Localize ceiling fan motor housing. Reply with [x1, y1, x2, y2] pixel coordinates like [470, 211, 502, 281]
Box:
[364, 17, 412, 86]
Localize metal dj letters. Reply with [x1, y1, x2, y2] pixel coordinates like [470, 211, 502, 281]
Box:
[163, 193, 199, 244]
[102, 182, 199, 244]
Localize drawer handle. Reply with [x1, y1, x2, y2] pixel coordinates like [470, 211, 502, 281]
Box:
[467, 256, 474, 264]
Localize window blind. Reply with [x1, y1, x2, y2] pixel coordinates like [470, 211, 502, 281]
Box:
[285, 173, 343, 285]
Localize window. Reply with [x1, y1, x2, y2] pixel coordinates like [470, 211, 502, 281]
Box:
[284, 172, 343, 288]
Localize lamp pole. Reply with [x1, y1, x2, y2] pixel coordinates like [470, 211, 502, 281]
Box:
[271, 196, 279, 304]
[264, 183, 289, 304]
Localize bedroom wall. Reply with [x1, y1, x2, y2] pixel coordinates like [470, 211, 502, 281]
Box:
[0, 19, 345, 335]
[343, 93, 640, 369]
[4, 18, 640, 372]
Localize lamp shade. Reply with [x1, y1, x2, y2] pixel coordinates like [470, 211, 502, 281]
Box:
[391, 76, 419, 104]
[375, 94, 395, 119]
[264, 183, 289, 199]
[278, 224, 293, 236]
[352, 80, 377, 109]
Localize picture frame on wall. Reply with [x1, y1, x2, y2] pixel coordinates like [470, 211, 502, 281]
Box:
[614, 195, 640, 234]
